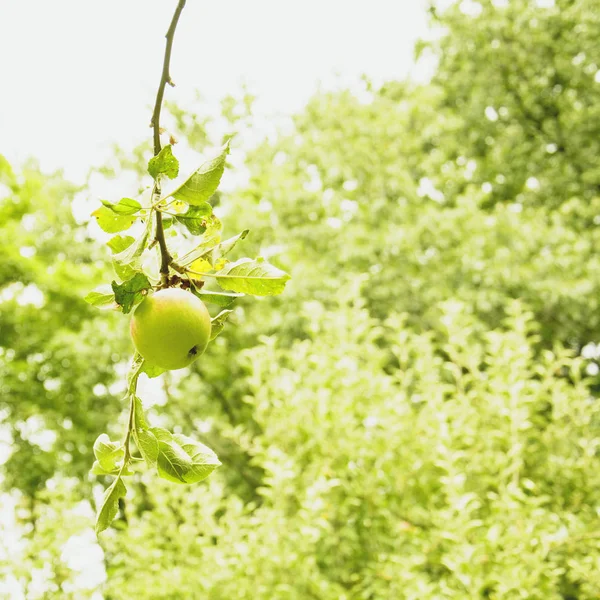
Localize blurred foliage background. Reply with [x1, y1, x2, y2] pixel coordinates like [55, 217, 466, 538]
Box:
[2, 0, 600, 597]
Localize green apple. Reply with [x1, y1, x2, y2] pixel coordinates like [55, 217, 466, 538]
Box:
[130, 288, 211, 370]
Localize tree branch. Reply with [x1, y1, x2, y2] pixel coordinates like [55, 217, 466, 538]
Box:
[151, 0, 187, 156]
[151, 0, 187, 287]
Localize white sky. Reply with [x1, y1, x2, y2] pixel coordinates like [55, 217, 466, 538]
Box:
[0, 1, 429, 182]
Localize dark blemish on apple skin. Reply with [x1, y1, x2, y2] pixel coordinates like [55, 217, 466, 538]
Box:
[188, 345, 199, 357]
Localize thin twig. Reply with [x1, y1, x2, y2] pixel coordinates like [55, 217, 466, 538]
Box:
[151, 0, 187, 156]
[150, 0, 187, 287]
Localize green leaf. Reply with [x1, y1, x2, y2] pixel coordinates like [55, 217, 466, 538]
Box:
[84, 286, 117, 310]
[177, 215, 224, 267]
[96, 476, 127, 535]
[175, 203, 213, 235]
[101, 198, 142, 215]
[180, 229, 249, 269]
[132, 396, 159, 465]
[190, 288, 243, 308]
[133, 396, 148, 430]
[112, 261, 137, 283]
[93, 433, 124, 472]
[219, 230, 249, 257]
[213, 257, 290, 296]
[168, 141, 230, 205]
[148, 145, 180, 180]
[113, 219, 152, 270]
[170, 433, 221, 483]
[150, 427, 220, 484]
[92, 206, 137, 233]
[136, 429, 159, 465]
[111, 273, 151, 314]
[91, 460, 118, 476]
[91, 461, 133, 477]
[107, 235, 135, 254]
[210, 309, 234, 340]
[141, 362, 167, 379]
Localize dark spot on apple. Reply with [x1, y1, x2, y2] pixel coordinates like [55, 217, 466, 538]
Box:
[188, 345, 199, 357]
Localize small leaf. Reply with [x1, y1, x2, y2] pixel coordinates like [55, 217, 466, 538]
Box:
[168, 141, 230, 205]
[107, 235, 135, 254]
[190, 287, 243, 308]
[92, 206, 137, 233]
[150, 428, 220, 484]
[189, 256, 213, 273]
[141, 362, 167, 379]
[112, 262, 137, 283]
[133, 396, 148, 431]
[111, 273, 151, 314]
[210, 309, 234, 340]
[213, 257, 290, 296]
[91, 460, 119, 476]
[181, 229, 249, 270]
[113, 219, 152, 269]
[84, 286, 117, 310]
[91, 461, 133, 477]
[148, 145, 180, 180]
[152, 428, 192, 483]
[101, 198, 142, 215]
[175, 203, 213, 235]
[177, 215, 223, 266]
[219, 230, 249, 257]
[132, 396, 160, 465]
[96, 477, 127, 535]
[93, 433, 124, 472]
[171, 432, 221, 484]
[136, 429, 159, 465]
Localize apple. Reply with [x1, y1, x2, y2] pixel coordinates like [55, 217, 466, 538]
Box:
[130, 288, 211, 370]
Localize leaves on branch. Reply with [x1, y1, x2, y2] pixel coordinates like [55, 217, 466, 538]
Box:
[133, 397, 160, 465]
[167, 141, 230, 205]
[111, 273, 152, 314]
[93, 434, 124, 472]
[150, 428, 221, 484]
[92, 206, 138, 233]
[181, 229, 249, 270]
[95, 476, 127, 535]
[175, 202, 213, 235]
[210, 309, 234, 340]
[113, 219, 152, 270]
[141, 362, 167, 379]
[148, 145, 180, 180]
[84, 286, 117, 310]
[213, 257, 290, 296]
[190, 287, 243, 308]
[101, 198, 142, 216]
[107, 235, 135, 254]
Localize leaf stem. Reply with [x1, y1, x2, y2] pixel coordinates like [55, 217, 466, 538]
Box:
[150, 0, 187, 288]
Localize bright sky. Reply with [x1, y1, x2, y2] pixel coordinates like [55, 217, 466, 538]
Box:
[0, 0, 429, 182]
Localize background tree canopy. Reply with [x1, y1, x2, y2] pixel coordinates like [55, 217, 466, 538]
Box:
[2, 0, 600, 597]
